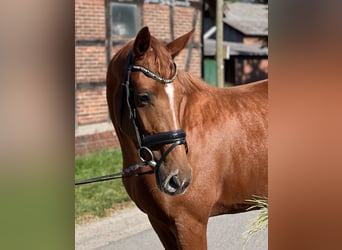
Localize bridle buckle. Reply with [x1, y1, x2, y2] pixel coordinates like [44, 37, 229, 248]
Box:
[138, 146, 156, 167]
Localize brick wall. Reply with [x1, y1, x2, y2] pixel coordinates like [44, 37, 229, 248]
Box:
[76, 86, 108, 125]
[75, 0, 108, 155]
[75, 130, 120, 156]
[144, 4, 202, 77]
[143, 5, 171, 41]
[75, 46, 107, 84]
[75, 0, 107, 129]
[75, 0, 105, 40]
[75, 0, 203, 156]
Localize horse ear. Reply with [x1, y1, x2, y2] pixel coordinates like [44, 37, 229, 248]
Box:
[167, 29, 195, 58]
[134, 26, 151, 57]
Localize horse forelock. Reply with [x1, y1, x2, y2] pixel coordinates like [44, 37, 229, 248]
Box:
[145, 37, 174, 79]
[133, 37, 175, 80]
[113, 37, 175, 80]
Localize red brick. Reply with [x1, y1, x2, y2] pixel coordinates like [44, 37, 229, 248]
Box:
[75, 131, 120, 156]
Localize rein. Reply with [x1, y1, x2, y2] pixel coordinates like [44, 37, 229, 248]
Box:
[75, 161, 154, 186]
[75, 51, 188, 186]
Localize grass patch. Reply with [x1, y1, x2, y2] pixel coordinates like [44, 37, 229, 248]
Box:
[75, 149, 132, 223]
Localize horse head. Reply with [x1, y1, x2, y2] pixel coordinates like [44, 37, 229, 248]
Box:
[107, 27, 194, 195]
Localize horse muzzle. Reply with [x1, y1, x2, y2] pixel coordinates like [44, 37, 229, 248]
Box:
[156, 162, 192, 195]
[140, 129, 191, 195]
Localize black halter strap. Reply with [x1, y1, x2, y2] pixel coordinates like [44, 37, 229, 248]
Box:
[119, 51, 188, 170]
[142, 130, 188, 153]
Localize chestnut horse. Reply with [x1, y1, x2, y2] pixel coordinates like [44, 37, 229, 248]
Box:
[106, 27, 267, 249]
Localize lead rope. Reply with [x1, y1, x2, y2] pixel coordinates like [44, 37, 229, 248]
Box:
[74, 139, 185, 186]
[75, 161, 155, 186]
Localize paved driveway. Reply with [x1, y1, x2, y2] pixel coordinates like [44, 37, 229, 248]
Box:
[76, 206, 267, 250]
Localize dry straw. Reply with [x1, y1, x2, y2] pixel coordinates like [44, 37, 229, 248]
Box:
[243, 195, 268, 249]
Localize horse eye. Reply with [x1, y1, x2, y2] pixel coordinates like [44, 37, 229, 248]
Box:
[136, 92, 152, 106]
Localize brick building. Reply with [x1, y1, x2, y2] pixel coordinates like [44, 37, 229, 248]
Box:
[75, 0, 202, 155]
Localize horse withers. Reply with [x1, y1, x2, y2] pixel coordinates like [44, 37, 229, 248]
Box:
[106, 26, 268, 250]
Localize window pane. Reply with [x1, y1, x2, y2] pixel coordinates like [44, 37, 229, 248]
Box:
[111, 3, 138, 40]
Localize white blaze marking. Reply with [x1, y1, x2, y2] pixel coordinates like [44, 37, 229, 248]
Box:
[165, 83, 178, 129]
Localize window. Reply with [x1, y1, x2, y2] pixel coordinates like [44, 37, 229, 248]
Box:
[111, 2, 139, 41]
[145, 0, 190, 7]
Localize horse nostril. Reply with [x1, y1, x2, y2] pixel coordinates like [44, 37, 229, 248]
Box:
[168, 174, 181, 189]
[161, 170, 191, 195]
[183, 180, 190, 190]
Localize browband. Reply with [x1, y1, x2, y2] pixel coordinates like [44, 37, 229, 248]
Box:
[130, 63, 177, 84]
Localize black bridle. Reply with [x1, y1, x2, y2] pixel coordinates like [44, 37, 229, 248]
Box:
[75, 52, 188, 186]
[120, 51, 188, 170]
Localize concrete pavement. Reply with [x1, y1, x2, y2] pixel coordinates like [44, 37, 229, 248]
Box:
[75, 206, 267, 250]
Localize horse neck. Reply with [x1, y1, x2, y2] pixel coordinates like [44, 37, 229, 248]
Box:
[174, 71, 215, 126]
[176, 71, 212, 95]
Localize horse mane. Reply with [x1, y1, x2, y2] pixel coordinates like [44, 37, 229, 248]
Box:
[176, 70, 213, 96]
